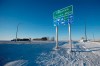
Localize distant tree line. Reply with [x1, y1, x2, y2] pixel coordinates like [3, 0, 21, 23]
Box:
[11, 37, 55, 41]
[11, 38, 31, 41]
[33, 37, 48, 41]
[33, 37, 55, 41]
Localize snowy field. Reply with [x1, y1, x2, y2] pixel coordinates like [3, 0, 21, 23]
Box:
[0, 42, 66, 66]
[0, 41, 100, 66]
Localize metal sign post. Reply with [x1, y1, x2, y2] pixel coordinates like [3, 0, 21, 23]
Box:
[56, 26, 58, 49]
[68, 23, 72, 51]
[68, 14, 73, 52]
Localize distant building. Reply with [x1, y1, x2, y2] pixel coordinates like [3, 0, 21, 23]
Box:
[80, 37, 87, 42]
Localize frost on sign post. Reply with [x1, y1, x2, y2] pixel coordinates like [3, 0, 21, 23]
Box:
[53, 5, 73, 50]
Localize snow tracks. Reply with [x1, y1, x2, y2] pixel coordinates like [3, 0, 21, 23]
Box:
[36, 43, 100, 66]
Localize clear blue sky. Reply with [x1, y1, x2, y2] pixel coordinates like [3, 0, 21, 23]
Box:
[0, 0, 100, 40]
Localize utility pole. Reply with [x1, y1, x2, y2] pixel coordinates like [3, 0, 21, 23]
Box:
[85, 21, 87, 41]
[93, 33, 95, 41]
[16, 23, 20, 42]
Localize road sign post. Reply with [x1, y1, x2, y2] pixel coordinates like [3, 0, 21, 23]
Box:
[68, 14, 73, 52]
[68, 23, 72, 51]
[56, 26, 58, 49]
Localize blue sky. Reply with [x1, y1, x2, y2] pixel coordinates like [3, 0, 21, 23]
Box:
[0, 0, 100, 40]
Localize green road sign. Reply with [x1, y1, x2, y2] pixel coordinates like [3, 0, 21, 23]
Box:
[53, 5, 73, 20]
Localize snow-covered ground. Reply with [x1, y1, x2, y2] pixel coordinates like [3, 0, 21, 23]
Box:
[80, 42, 100, 56]
[4, 60, 28, 66]
[0, 41, 100, 66]
[37, 42, 100, 66]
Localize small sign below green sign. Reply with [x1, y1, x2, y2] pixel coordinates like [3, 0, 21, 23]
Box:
[53, 5, 73, 20]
